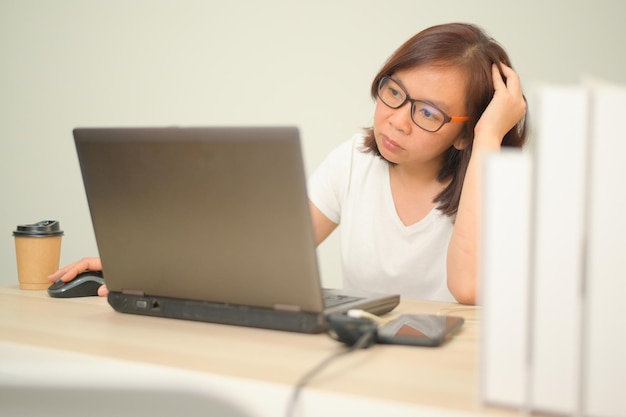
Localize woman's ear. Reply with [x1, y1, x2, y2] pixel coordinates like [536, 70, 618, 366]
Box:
[452, 136, 470, 151]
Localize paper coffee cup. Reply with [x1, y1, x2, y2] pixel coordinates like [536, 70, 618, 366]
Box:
[13, 220, 64, 290]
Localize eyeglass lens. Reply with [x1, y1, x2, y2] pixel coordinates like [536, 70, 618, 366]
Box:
[378, 77, 446, 132]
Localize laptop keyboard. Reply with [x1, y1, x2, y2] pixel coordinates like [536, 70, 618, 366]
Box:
[322, 290, 364, 308]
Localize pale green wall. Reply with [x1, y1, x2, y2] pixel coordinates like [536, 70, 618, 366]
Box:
[1, 0, 625, 287]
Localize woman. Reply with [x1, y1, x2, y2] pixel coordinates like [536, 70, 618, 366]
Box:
[50, 23, 527, 304]
[308, 23, 527, 304]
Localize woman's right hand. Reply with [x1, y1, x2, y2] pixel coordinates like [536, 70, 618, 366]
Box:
[48, 257, 108, 297]
[473, 63, 527, 148]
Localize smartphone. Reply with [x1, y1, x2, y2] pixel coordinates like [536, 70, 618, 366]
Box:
[376, 314, 464, 347]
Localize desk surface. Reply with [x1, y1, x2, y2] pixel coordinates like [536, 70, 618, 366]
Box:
[0, 286, 518, 416]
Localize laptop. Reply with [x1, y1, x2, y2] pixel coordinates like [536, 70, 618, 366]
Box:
[73, 126, 399, 333]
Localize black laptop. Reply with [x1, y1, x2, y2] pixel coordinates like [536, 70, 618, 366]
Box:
[73, 126, 399, 333]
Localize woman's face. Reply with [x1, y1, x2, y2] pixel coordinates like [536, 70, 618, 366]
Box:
[373, 64, 469, 168]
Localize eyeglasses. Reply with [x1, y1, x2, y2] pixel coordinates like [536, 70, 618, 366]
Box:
[377, 75, 469, 132]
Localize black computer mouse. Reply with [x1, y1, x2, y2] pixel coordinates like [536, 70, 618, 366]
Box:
[47, 271, 105, 298]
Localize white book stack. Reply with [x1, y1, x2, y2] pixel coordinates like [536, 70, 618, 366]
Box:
[480, 82, 626, 417]
[583, 84, 626, 417]
[529, 86, 588, 415]
[480, 149, 531, 408]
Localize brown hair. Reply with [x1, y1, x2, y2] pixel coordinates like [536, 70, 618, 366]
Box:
[363, 22, 528, 217]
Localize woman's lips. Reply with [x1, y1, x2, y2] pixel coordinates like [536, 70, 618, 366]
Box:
[381, 134, 403, 152]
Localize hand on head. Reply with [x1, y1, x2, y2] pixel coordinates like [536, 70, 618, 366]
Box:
[474, 63, 527, 147]
[48, 257, 108, 297]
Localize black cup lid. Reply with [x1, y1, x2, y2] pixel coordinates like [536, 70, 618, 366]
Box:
[13, 220, 64, 237]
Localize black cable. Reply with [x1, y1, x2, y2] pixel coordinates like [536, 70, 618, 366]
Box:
[284, 329, 376, 417]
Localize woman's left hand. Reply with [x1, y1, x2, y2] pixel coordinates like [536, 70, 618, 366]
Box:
[474, 63, 527, 147]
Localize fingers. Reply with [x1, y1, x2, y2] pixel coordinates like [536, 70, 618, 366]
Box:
[493, 63, 523, 96]
[47, 257, 103, 282]
[97, 284, 109, 297]
[492, 63, 506, 90]
[474, 63, 526, 144]
[47, 263, 76, 282]
[491, 63, 526, 117]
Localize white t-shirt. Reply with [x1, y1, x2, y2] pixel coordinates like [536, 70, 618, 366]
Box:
[308, 133, 456, 302]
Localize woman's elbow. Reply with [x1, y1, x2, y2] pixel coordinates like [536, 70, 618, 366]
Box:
[448, 280, 478, 305]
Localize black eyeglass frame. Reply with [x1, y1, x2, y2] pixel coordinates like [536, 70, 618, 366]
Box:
[377, 75, 469, 133]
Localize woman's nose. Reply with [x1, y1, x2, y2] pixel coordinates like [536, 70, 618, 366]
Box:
[387, 102, 413, 134]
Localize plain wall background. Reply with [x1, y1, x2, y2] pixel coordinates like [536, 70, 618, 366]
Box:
[1, 0, 625, 289]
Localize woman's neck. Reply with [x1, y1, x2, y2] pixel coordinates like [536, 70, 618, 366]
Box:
[388, 162, 448, 226]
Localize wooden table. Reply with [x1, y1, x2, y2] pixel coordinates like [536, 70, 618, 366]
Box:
[0, 286, 523, 417]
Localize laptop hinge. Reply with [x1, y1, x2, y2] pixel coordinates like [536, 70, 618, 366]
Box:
[122, 289, 145, 296]
[273, 304, 302, 312]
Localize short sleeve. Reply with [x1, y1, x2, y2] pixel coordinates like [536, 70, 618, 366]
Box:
[307, 135, 361, 224]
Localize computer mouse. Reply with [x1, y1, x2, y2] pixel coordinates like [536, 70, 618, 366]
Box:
[47, 271, 105, 298]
